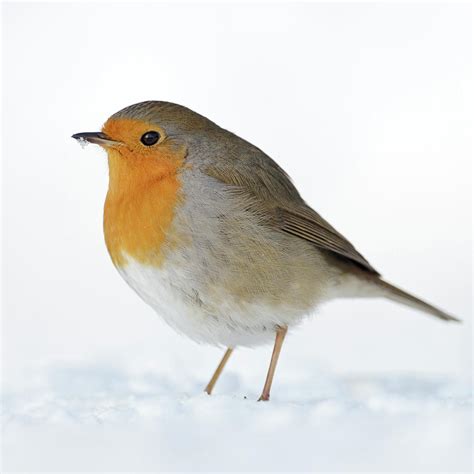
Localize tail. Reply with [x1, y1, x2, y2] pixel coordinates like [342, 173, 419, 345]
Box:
[376, 279, 460, 322]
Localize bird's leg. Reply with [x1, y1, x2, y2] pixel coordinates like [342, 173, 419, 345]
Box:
[258, 325, 288, 401]
[204, 347, 233, 395]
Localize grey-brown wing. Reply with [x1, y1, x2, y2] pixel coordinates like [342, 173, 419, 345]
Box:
[204, 141, 379, 276]
[275, 205, 379, 275]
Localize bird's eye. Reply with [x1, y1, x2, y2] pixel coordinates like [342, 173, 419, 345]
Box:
[140, 131, 160, 146]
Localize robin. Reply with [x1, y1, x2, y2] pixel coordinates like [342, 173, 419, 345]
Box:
[73, 101, 459, 401]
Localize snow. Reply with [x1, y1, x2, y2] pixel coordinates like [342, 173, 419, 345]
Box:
[2, 363, 471, 472]
[76, 137, 89, 149]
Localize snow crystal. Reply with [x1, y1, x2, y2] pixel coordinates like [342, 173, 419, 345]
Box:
[76, 137, 89, 149]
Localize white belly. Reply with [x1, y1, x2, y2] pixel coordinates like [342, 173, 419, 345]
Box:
[116, 254, 313, 348]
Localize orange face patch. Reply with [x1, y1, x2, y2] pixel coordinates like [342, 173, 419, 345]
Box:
[102, 118, 188, 267]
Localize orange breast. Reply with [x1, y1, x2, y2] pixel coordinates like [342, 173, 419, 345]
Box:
[103, 139, 187, 267]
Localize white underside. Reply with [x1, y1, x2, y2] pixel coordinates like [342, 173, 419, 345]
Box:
[116, 255, 320, 347]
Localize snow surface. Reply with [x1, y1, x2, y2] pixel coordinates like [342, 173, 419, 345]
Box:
[2, 363, 471, 472]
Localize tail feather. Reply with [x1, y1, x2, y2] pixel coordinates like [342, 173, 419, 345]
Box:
[376, 279, 460, 322]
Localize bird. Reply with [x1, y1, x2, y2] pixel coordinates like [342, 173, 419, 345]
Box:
[73, 101, 459, 401]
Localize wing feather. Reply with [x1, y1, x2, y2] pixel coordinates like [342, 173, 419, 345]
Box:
[204, 141, 379, 275]
[276, 207, 379, 274]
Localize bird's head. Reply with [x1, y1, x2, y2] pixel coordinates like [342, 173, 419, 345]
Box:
[72, 101, 219, 192]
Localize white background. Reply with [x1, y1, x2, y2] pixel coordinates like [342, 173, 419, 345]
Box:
[2, 2, 472, 472]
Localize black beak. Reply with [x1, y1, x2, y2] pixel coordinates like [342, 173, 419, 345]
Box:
[71, 132, 122, 147]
